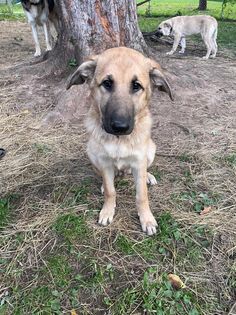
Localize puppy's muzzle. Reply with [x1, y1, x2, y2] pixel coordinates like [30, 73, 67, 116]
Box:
[110, 118, 130, 134]
[103, 114, 134, 136]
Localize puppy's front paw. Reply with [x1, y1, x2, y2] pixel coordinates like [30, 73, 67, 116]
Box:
[166, 51, 174, 55]
[139, 213, 158, 236]
[98, 207, 115, 226]
[202, 56, 209, 60]
[147, 172, 157, 185]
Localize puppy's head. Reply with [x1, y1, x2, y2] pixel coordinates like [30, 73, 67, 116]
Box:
[67, 47, 173, 136]
[156, 21, 173, 37]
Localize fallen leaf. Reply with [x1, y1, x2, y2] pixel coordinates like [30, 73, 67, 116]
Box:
[168, 273, 186, 289]
[70, 310, 78, 315]
[200, 206, 212, 216]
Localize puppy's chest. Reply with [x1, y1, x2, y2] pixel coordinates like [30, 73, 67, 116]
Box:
[102, 141, 142, 169]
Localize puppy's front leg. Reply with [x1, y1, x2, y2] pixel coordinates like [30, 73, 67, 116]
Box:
[133, 160, 157, 236]
[167, 34, 181, 55]
[98, 166, 116, 226]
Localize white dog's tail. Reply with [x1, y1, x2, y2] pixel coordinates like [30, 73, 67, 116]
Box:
[213, 27, 218, 41]
[211, 26, 218, 56]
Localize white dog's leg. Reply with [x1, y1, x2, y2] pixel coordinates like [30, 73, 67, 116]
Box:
[179, 37, 186, 54]
[210, 29, 218, 58]
[30, 23, 41, 57]
[166, 34, 181, 55]
[202, 35, 212, 60]
[43, 22, 52, 51]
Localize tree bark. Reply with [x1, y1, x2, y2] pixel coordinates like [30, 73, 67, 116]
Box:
[52, 0, 147, 70]
[198, 0, 207, 10]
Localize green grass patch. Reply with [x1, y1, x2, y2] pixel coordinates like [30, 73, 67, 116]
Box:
[0, 198, 11, 229]
[53, 213, 89, 242]
[0, 4, 24, 21]
[12, 286, 63, 315]
[47, 255, 72, 287]
[0, 194, 20, 229]
[224, 152, 236, 167]
[110, 269, 205, 315]
[173, 190, 219, 213]
[115, 213, 210, 268]
[33, 143, 51, 154]
[62, 179, 93, 207]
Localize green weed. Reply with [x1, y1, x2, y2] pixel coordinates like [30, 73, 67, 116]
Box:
[47, 255, 72, 287]
[110, 269, 204, 314]
[173, 190, 219, 213]
[12, 286, 62, 315]
[224, 153, 236, 167]
[64, 179, 92, 206]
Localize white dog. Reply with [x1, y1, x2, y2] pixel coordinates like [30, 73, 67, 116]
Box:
[156, 15, 218, 59]
[21, 0, 59, 57]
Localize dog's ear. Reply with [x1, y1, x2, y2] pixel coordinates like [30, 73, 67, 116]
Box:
[164, 22, 171, 29]
[66, 56, 98, 90]
[149, 62, 173, 101]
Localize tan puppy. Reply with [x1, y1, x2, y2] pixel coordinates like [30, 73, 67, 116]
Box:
[156, 15, 218, 59]
[67, 47, 173, 235]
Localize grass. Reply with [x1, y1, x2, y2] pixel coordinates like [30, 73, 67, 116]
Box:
[0, 211, 217, 314]
[0, 3, 24, 21]
[137, 0, 236, 19]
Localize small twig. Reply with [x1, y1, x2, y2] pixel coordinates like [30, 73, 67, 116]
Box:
[228, 301, 236, 315]
[137, 0, 150, 6]
[169, 121, 192, 135]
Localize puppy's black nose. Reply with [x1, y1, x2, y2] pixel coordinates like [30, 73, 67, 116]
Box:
[110, 120, 130, 134]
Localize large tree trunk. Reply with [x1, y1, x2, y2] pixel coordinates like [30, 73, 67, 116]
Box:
[198, 0, 207, 10]
[52, 0, 147, 70]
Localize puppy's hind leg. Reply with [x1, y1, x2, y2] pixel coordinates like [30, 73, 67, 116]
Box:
[210, 28, 218, 58]
[202, 35, 212, 60]
[30, 22, 41, 57]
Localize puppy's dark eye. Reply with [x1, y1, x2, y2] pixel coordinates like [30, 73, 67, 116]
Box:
[101, 79, 113, 91]
[132, 80, 143, 93]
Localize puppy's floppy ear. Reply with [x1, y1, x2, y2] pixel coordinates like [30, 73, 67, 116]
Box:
[148, 60, 173, 101]
[66, 56, 98, 90]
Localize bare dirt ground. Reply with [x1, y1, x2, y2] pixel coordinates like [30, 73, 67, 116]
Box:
[0, 21, 236, 314]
